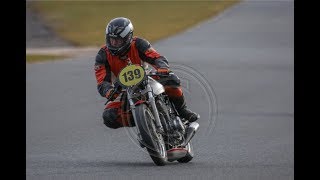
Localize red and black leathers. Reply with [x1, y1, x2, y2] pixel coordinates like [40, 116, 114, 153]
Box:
[95, 36, 170, 98]
[94, 36, 196, 128]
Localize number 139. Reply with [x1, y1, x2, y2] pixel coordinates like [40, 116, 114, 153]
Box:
[122, 69, 141, 82]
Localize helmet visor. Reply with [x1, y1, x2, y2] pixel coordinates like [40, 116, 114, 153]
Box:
[109, 37, 124, 48]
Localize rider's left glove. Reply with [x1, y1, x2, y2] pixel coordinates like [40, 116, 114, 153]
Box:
[157, 68, 171, 75]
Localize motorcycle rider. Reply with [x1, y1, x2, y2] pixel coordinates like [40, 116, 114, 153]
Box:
[94, 17, 200, 129]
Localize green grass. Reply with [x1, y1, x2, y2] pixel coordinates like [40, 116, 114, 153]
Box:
[28, 0, 240, 47]
[26, 54, 70, 64]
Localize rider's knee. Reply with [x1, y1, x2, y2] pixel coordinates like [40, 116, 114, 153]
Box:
[102, 108, 122, 129]
[164, 86, 183, 97]
[169, 74, 181, 86]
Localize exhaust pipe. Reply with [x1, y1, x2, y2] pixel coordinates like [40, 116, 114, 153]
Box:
[181, 122, 199, 147]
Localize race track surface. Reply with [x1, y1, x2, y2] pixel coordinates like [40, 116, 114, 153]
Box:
[26, 1, 294, 179]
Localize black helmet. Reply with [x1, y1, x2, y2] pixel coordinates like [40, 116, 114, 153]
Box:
[105, 17, 134, 56]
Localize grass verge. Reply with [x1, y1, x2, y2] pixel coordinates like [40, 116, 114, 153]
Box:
[26, 54, 70, 64]
[28, 0, 240, 47]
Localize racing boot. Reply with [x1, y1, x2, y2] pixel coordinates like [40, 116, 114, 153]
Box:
[170, 94, 200, 122]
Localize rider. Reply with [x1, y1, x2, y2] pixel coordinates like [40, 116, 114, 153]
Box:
[94, 17, 200, 129]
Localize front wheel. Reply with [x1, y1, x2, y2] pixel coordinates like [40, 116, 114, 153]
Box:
[135, 104, 167, 166]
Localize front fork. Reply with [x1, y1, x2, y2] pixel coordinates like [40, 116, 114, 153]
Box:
[127, 84, 164, 134]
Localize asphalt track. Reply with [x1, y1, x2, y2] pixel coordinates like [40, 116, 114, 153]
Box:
[26, 1, 294, 179]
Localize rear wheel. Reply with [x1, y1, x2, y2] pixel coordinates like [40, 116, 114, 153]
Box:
[135, 104, 167, 166]
[156, 98, 171, 142]
[177, 142, 194, 163]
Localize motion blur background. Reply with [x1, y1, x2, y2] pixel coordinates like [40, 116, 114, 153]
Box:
[26, 0, 239, 62]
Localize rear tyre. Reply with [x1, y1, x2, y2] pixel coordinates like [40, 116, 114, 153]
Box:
[177, 142, 194, 163]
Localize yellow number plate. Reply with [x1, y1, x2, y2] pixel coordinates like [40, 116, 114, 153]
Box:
[118, 64, 145, 87]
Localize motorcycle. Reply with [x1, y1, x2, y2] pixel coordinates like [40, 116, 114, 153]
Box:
[106, 61, 200, 166]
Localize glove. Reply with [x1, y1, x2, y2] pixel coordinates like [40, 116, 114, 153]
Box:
[157, 68, 170, 74]
[105, 87, 120, 101]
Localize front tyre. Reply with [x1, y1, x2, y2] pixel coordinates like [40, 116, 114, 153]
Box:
[135, 104, 167, 166]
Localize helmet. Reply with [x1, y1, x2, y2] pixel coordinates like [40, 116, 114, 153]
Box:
[105, 17, 134, 56]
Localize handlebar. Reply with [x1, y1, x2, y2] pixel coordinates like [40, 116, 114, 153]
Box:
[146, 72, 174, 77]
[104, 72, 173, 105]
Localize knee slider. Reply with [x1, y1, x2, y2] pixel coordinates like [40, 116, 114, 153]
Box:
[102, 108, 122, 129]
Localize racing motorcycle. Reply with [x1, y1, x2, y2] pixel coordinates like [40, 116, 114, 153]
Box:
[106, 61, 200, 166]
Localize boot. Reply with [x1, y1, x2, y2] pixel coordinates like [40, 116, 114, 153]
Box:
[170, 94, 200, 122]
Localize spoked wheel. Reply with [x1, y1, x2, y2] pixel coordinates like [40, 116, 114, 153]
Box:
[135, 104, 167, 166]
[177, 142, 194, 163]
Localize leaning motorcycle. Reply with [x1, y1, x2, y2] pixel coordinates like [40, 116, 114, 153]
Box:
[106, 61, 200, 166]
